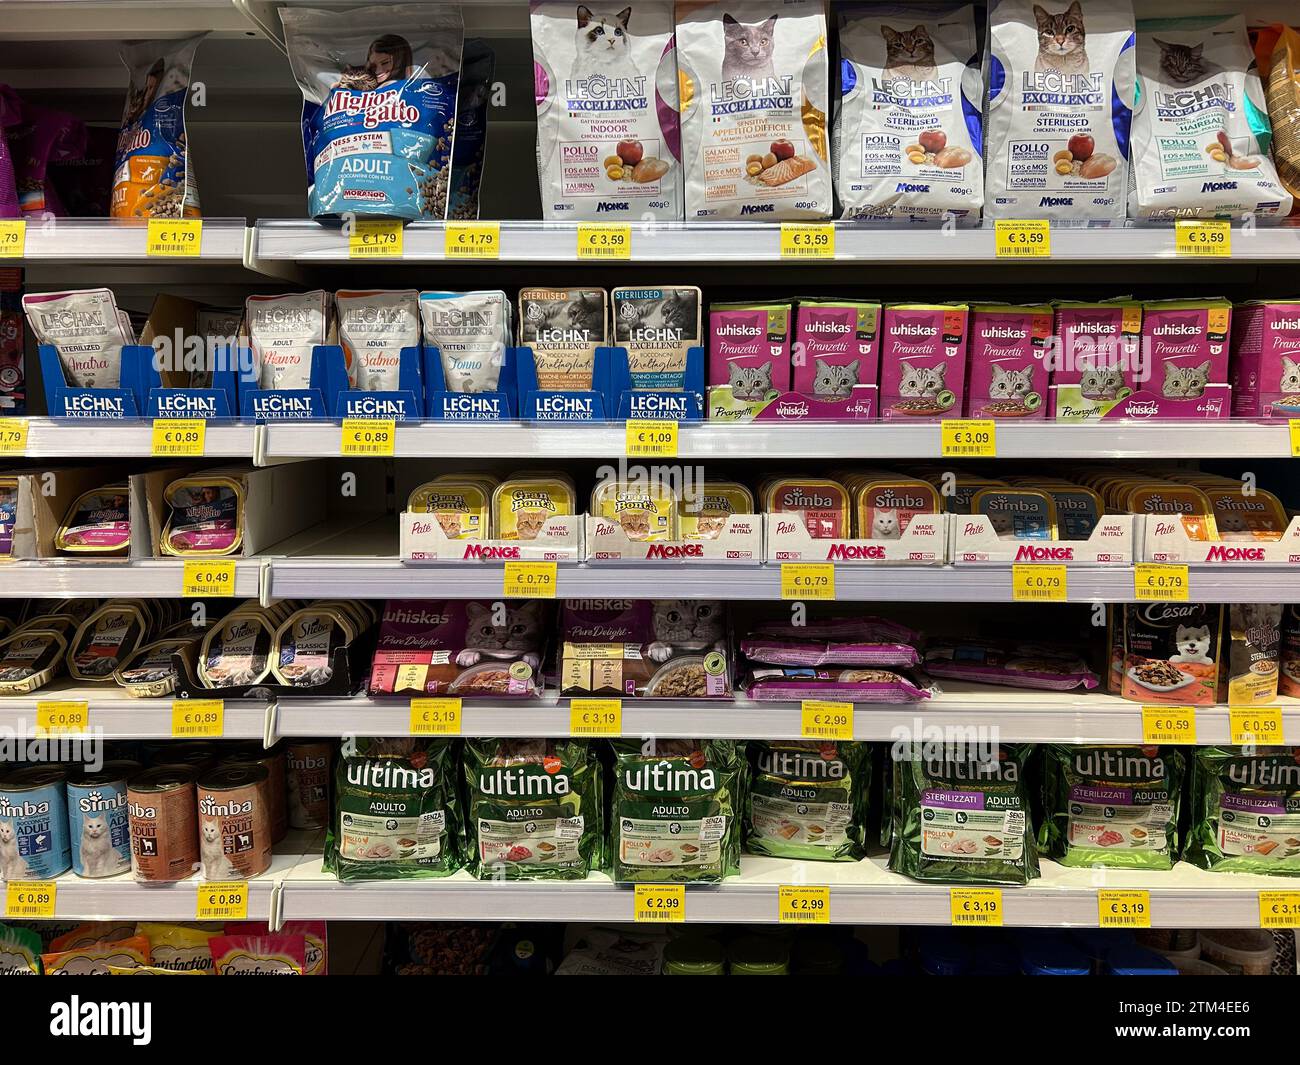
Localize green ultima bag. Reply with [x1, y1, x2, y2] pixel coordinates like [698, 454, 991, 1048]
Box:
[1186, 746, 1300, 876]
[1039, 745, 1184, 870]
[326, 738, 461, 881]
[889, 743, 1039, 885]
[463, 738, 603, 880]
[611, 739, 742, 884]
[744, 740, 869, 861]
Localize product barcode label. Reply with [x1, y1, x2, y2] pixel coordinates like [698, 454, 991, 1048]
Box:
[147, 218, 202, 257]
[1142, 705, 1196, 744]
[196, 881, 248, 921]
[1134, 563, 1189, 601]
[634, 884, 685, 923]
[801, 700, 853, 740]
[1260, 891, 1300, 928]
[778, 885, 830, 924]
[950, 887, 1003, 926]
[1012, 564, 1067, 601]
[941, 419, 996, 457]
[5, 880, 55, 918]
[1098, 889, 1151, 928]
[994, 219, 1050, 258]
[172, 699, 224, 738]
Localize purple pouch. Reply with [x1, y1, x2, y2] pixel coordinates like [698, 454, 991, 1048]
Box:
[741, 616, 921, 667]
[0, 85, 24, 219]
[709, 302, 792, 397]
[12, 105, 86, 217]
[743, 667, 937, 702]
[792, 301, 880, 398]
[50, 125, 117, 218]
[923, 639, 1099, 691]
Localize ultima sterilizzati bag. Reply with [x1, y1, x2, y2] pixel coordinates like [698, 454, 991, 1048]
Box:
[281, 4, 464, 220]
[1129, 15, 1293, 220]
[676, 0, 831, 220]
[835, 3, 984, 223]
[984, 0, 1136, 224]
[531, 1, 683, 221]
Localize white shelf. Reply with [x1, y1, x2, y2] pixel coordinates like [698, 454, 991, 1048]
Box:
[13, 218, 248, 263]
[16, 418, 256, 459]
[276, 851, 1290, 928]
[0, 559, 264, 599]
[0, 0, 253, 41]
[260, 420, 1298, 461]
[0, 685, 270, 740]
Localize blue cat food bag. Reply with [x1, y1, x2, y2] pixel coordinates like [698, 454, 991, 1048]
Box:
[281, 5, 464, 221]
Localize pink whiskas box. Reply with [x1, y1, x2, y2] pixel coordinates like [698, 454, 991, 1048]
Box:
[708, 301, 792, 403]
[879, 304, 968, 421]
[1050, 300, 1142, 420]
[1230, 300, 1300, 419]
[966, 304, 1052, 420]
[792, 300, 880, 401]
[1137, 298, 1232, 417]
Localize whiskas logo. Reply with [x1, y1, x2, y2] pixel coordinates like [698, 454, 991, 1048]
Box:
[1014, 544, 1075, 561]
[1206, 544, 1265, 562]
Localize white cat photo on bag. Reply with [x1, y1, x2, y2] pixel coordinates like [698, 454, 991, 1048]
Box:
[532, 0, 684, 221]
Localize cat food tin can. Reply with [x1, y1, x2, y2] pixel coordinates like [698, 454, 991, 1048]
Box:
[852, 479, 940, 539]
[220, 743, 287, 843]
[407, 479, 490, 540]
[492, 477, 576, 541]
[0, 765, 71, 879]
[270, 607, 355, 690]
[285, 740, 332, 831]
[972, 487, 1059, 540]
[67, 761, 136, 878]
[763, 478, 850, 539]
[196, 763, 272, 881]
[127, 765, 199, 882]
[679, 481, 755, 540]
[590, 481, 678, 541]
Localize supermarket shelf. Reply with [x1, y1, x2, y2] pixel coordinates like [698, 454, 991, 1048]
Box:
[12, 217, 248, 263]
[261, 419, 1298, 461]
[276, 852, 1287, 928]
[251, 218, 1300, 265]
[17, 418, 256, 459]
[0, 559, 264, 599]
[0, 0, 252, 41]
[0, 685, 270, 741]
[272, 687, 1300, 744]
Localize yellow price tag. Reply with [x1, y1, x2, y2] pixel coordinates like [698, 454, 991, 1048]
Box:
[781, 562, 835, 601]
[634, 883, 685, 923]
[444, 221, 500, 259]
[151, 417, 206, 457]
[950, 887, 1003, 926]
[1230, 706, 1285, 745]
[503, 560, 558, 599]
[1142, 705, 1196, 744]
[410, 697, 462, 736]
[1290, 419, 1300, 458]
[0, 416, 28, 454]
[942, 418, 996, 458]
[348, 218, 403, 259]
[181, 560, 237, 598]
[1098, 889, 1151, 928]
[1175, 219, 1230, 258]
[172, 699, 224, 739]
[0, 219, 26, 258]
[196, 881, 248, 921]
[778, 885, 830, 924]
[780, 223, 835, 260]
[147, 218, 202, 257]
[626, 419, 678, 458]
[801, 699, 853, 740]
[1012, 563, 1067, 602]
[570, 698, 622, 737]
[340, 417, 395, 457]
[1260, 891, 1300, 928]
[36, 701, 88, 734]
[576, 222, 631, 260]
[1134, 563, 1189, 601]
[995, 219, 1050, 258]
[5, 880, 56, 918]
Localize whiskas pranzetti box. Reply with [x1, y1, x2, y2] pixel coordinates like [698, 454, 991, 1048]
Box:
[879, 304, 968, 421]
[1230, 301, 1300, 420]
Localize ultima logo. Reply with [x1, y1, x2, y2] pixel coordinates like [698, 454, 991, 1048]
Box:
[828, 543, 885, 560]
[1014, 544, 1075, 561]
[646, 543, 704, 559]
[1206, 544, 1265, 562]
[462, 544, 521, 559]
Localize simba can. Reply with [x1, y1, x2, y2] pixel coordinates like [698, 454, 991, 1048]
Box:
[0, 765, 71, 878]
[285, 740, 331, 831]
[221, 743, 287, 843]
[67, 761, 136, 878]
[196, 763, 272, 881]
[127, 765, 199, 882]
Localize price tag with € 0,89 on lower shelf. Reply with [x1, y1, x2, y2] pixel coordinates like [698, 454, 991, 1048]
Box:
[151, 418, 206, 457]
[569, 698, 622, 737]
[634, 884, 685, 923]
[503, 560, 557, 599]
[1012, 564, 1067, 602]
[1134, 563, 1189, 601]
[778, 885, 830, 924]
[0, 417, 28, 454]
[780, 223, 835, 259]
[801, 700, 853, 741]
[0, 219, 26, 258]
[781, 563, 835, 601]
[444, 221, 500, 259]
[147, 218, 202, 257]
[1098, 889, 1151, 928]
[410, 697, 462, 736]
[172, 699, 224, 739]
[950, 888, 1003, 926]
[1142, 706, 1196, 745]
[340, 418, 395, 457]
[182, 560, 236, 598]
[196, 881, 248, 921]
[348, 218, 403, 259]
[995, 219, 1050, 258]
[1175, 219, 1230, 258]
[626, 419, 678, 458]
[1260, 891, 1300, 928]
[5, 880, 55, 918]
[36, 701, 88, 734]
[576, 223, 630, 260]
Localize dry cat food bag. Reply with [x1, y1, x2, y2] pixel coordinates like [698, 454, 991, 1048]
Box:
[676, 0, 831, 220]
[1186, 746, 1300, 876]
[744, 740, 870, 861]
[419, 290, 511, 393]
[335, 289, 419, 391]
[112, 35, 206, 218]
[245, 291, 329, 390]
[985, 0, 1136, 223]
[281, 5, 464, 220]
[22, 288, 131, 390]
[835, 3, 984, 222]
[1265, 26, 1300, 209]
[531, 0, 683, 221]
[1130, 16, 1292, 220]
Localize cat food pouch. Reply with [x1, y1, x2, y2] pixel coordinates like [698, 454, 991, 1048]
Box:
[1186, 746, 1300, 876]
[112, 35, 206, 218]
[0, 85, 24, 219]
[210, 934, 306, 975]
[610, 738, 741, 882]
[368, 599, 546, 698]
[835, 3, 984, 222]
[223, 920, 327, 976]
[708, 301, 792, 399]
[133, 924, 217, 974]
[518, 287, 607, 390]
[985, 0, 1136, 223]
[463, 738, 604, 880]
[1121, 601, 1223, 706]
[22, 288, 130, 390]
[675, 0, 831, 220]
[1140, 298, 1231, 403]
[447, 38, 493, 220]
[792, 300, 880, 399]
[0, 923, 42, 975]
[41, 934, 151, 975]
[743, 665, 936, 702]
[1130, 15, 1292, 220]
[967, 304, 1052, 419]
[1280, 605, 1300, 699]
[879, 303, 968, 420]
[745, 740, 870, 861]
[1230, 300, 1300, 419]
[924, 638, 1099, 689]
[889, 743, 1039, 884]
[246, 291, 329, 390]
[531, 0, 683, 221]
[419, 290, 511, 393]
[612, 285, 702, 390]
[13, 106, 87, 218]
[1039, 744, 1184, 869]
[1265, 26, 1300, 208]
[326, 737, 461, 880]
[281, 4, 464, 220]
[560, 598, 732, 698]
[335, 289, 419, 391]
[1217, 603, 1282, 706]
[741, 616, 922, 668]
